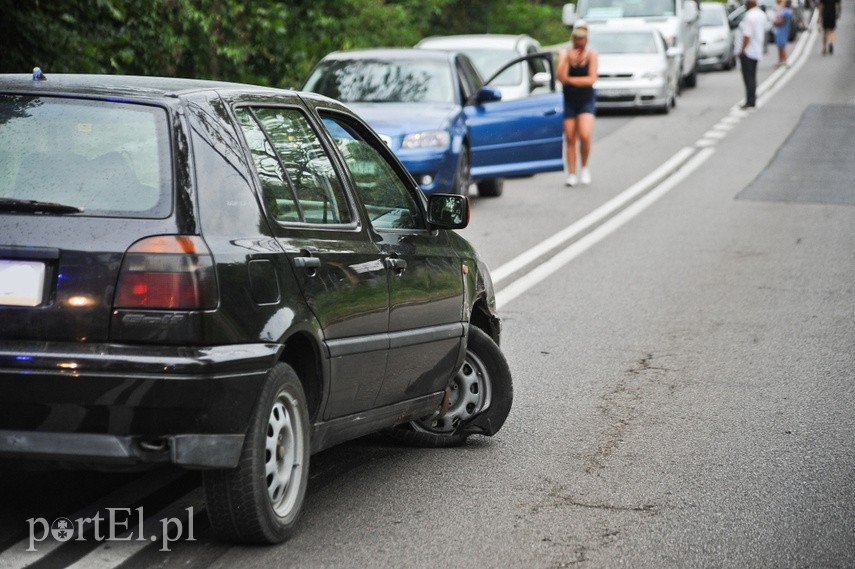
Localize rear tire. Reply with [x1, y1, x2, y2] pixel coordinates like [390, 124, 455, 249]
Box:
[203, 363, 310, 544]
[453, 145, 471, 196]
[684, 65, 698, 88]
[385, 327, 513, 447]
[477, 178, 504, 198]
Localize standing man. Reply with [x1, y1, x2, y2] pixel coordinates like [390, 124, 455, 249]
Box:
[819, 0, 842, 54]
[739, 0, 768, 108]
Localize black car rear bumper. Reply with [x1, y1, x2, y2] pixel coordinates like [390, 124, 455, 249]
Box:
[0, 342, 280, 468]
[0, 430, 245, 468]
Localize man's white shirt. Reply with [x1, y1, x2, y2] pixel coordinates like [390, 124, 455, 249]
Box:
[741, 7, 768, 60]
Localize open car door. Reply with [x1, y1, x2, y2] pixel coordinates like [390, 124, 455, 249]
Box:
[464, 52, 565, 181]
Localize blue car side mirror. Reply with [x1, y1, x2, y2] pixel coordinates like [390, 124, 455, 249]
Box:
[474, 86, 503, 105]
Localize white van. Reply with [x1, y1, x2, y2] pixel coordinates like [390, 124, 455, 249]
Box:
[563, 0, 701, 88]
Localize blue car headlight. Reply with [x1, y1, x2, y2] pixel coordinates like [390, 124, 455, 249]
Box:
[401, 130, 451, 150]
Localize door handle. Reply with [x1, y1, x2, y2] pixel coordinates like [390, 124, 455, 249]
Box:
[384, 257, 407, 272]
[544, 107, 560, 116]
[293, 256, 321, 269]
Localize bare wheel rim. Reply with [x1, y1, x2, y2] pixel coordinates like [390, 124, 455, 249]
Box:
[414, 349, 491, 434]
[264, 391, 305, 516]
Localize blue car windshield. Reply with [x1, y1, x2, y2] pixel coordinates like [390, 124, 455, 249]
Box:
[304, 59, 455, 104]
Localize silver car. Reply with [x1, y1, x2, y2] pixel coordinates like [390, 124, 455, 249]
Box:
[415, 34, 552, 100]
[699, 2, 736, 70]
[588, 26, 680, 114]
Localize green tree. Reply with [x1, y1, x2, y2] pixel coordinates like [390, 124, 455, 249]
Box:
[0, 0, 567, 87]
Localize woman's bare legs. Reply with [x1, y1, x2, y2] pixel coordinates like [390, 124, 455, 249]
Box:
[576, 112, 595, 168]
[564, 117, 579, 174]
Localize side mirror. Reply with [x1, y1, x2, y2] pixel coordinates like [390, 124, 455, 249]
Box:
[531, 71, 551, 88]
[666, 46, 681, 58]
[562, 3, 577, 26]
[427, 194, 469, 229]
[474, 86, 502, 104]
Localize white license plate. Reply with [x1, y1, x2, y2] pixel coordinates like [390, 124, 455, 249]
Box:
[0, 260, 46, 306]
[601, 90, 635, 97]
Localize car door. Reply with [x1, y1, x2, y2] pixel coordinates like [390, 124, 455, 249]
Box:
[461, 53, 565, 179]
[682, 0, 702, 72]
[233, 104, 390, 419]
[317, 110, 466, 408]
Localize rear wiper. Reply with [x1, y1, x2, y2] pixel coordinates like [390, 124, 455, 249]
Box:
[0, 198, 83, 214]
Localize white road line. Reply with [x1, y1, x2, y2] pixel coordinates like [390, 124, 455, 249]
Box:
[65, 489, 204, 569]
[757, 12, 818, 107]
[491, 146, 696, 284]
[497, 147, 716, 308]
[0, 468, 185, 568]
[494, 14, 815, 305]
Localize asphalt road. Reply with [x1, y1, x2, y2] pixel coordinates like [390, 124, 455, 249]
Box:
[1, 9, 853, 568]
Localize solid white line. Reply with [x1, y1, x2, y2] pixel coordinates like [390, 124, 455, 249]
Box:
[65, 489, 204, 569]
[0, 468, 185, 569]
[497, 147, 715, 308]
[495, 15, 813, 294]
[491, 146, 696, 284]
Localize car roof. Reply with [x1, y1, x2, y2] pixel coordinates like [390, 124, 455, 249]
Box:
[416, 34, 539, 50]
[700, 1, 726, 11]
[0, 73, 288, 101]
[320, 48, 455, 63]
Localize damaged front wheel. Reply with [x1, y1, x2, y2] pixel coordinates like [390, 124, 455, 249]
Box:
[386, 326, 512, 447]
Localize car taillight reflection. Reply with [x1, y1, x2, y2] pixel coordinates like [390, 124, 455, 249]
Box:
[114, 236, 218, 310]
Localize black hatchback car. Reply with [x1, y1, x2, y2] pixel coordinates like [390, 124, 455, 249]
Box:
[0, 73, 512, 544]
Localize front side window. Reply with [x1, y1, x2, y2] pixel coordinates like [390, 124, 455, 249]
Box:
[235, 107, 352, 225]
[0, 95, 172, 217]
[321, 115, 422, 231]
[463, 49, 523, 86]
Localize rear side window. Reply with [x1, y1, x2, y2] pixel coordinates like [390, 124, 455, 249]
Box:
[0, 95, 172, 217]
[235, 106, 352, 226]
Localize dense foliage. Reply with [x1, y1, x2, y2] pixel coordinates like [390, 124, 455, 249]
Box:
[1, 0, 569, 88]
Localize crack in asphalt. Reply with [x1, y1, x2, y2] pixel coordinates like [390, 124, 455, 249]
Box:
[586, 352, 677, 474]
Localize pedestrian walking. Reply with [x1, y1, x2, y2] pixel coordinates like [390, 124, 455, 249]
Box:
[773, 0, 793, 66]
[819, 0, 842, 54]
[739, 0, 767, 108]
[557, 24, 598, 187]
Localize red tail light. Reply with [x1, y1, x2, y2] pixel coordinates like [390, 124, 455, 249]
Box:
[114, 236, 218, 309]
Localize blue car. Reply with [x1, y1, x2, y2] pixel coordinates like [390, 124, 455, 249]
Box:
[302, 48, 565, 197]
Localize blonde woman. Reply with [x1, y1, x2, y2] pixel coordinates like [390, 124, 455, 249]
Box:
[557, 25, 599, 186]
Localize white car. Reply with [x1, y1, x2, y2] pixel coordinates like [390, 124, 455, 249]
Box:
[699, 2, 736, 70]
[415, 34, 553, 100]
[563, 0, 701, 89]
[588, 26, 680, 113]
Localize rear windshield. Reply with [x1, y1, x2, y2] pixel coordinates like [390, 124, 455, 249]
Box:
[0, 95, 172, 217]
